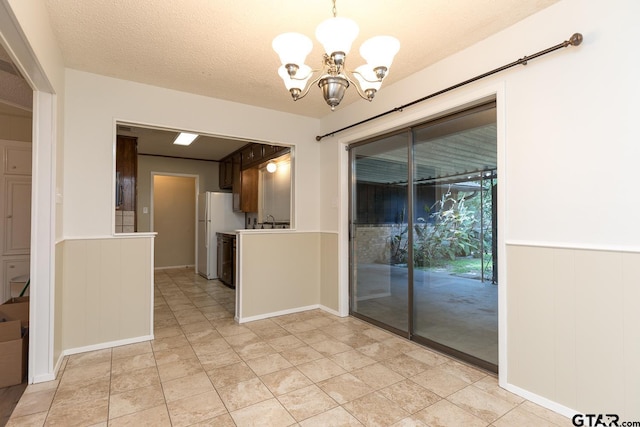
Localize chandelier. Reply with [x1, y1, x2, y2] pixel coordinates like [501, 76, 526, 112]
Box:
[272, 0, 400, 111]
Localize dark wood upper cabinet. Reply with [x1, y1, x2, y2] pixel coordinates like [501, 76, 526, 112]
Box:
[219, 156, 233, 189]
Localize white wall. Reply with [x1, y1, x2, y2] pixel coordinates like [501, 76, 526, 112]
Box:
[63, 70, 321, 237]
[318, 0, 640, 419]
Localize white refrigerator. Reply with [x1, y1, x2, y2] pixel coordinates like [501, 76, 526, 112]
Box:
[197, 192, 246, 279]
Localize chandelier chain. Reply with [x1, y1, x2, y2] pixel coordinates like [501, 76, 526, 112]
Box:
[332, 0, 337, 17]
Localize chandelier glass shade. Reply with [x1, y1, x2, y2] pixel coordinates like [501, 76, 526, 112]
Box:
[272, 2, 399, 110]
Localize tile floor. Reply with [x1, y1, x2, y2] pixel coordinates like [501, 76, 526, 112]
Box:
[7, 268, 571, 426]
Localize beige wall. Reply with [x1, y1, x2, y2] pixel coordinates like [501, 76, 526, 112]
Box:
[153, 175, 196, 268]
[320, 232, 339, 312]
[61, 236, 153, 351]
[0, 111, 32, 142]
[507, 244, 640, 418]
[238, 231, 321, 321]
[137, 155, 220, 232]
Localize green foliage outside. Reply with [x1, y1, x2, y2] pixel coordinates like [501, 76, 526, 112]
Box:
[388, 180, 495, 281]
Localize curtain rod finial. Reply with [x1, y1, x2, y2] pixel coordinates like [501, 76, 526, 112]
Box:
[569, 33, 583, 46]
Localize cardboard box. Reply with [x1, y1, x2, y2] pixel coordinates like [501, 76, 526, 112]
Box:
[1, 297, 29, 328]
[0, 319, 27, 388]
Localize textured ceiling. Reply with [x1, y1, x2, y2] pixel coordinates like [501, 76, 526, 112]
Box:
[43, 0, 559, 119]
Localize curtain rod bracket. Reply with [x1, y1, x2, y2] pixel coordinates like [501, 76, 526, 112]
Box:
[315, 32, 583, 142]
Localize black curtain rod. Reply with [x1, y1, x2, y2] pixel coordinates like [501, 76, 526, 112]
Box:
[316, 32, 583, 142]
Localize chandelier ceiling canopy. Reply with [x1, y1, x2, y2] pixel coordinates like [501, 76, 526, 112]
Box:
[272, 0, 400, 111]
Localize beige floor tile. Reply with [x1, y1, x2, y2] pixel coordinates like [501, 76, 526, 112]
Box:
[188, 412, 236, 426]
[297, 358, 347, 383]
[309, 339, 354, 356]
[66, 349, 112, 367]
[191, 338, 233, 357]
[179, 320, 215, 334]
[356, 342, 403, 362]
[110, 366, 160, 394]
[7, 411, 48, 427]
[280, 345, 324, 366]
[493, 406, 559, 427]
[330, 350, 377, 371]
[208, 361, 256, 388]
[405, 348, 450, 367]
[439, 360, 488, 384]
[217, 377, 274, 412]
[22, 380, 59, 395]
[282, 320, 318, 334]
[108, 384, 165, 419]
[235, 341, 277, 361]
[58, 361, 111, 387]
[278, 384, 338, 422]
[111, 352, 156, 374]
[343, 391, 410, 426]
[382, 353, 431, 378]
[350, 363, 405, 390]
[252, 326, 291, 340]
[44, 396, 108, 426]
[108, 404, 171, 427]
[519, 401, 572, 426]
[411, 365, 473, 397]
[361, 327, 394, 342]
[229, 398, 296, 427]
[215, 322, 252, 337]
[153, 325, 184, 339]
[266, 334, 306, 352]
[245, 353, 293, 376]
[111, 341, 153, 359]
[51, 378, 110, 408]
[260, 367, 314, 396]
[317, 373, 373, 404]
[10, 389, 56, 418]
[472, 376, 525, 406]
[299, 406, 364, 427]
[166, 391, 227, 427]
[151, 334, 191, 352]
[334, 333, 379, 349]
[185, 328, 223, 345]
[321, 323, 361, 339]
[412, 399, 487, 427]
[157, 357, 204, 382]
[378, 379, 441, 414]
[293, 329, 332, 345]
[223, 331, 261, 348]
[199, 348, 242, 371]
[173, 309, 209, 325]
[162, 372, 215, 403]
[153, 344, 198, 366]
[382, 336, 421, 354]
[154, 317, 179, 329]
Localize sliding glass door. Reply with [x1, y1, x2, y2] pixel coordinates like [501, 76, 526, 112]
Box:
[350, 132, 409, 335]
[349, 102, 498, 370]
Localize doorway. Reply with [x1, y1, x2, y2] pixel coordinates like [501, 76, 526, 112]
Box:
[350, 101, 498, 371]
[152, 174, 197, 269]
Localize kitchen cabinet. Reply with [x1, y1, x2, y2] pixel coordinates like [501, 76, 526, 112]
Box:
[219, 156, 233, 190]
[240, 144, 264, 170]
[216, 233, 235, 287]
[232, 152, 242, 212]
[240, 167, 259, 213]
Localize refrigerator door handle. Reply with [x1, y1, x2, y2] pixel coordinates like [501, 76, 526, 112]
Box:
[205, 220, 210, 249]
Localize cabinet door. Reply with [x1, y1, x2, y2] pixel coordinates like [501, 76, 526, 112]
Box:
[240, 168, 259, 213]
[3, 177, 31, 256]
[116, 136, 137, 212]
[232, 153, 242, 212]
[219, 157, 233, 190]
[217, 235, 224, 279]
[4, 147, 32, 175]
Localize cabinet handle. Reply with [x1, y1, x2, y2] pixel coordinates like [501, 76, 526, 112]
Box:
[6, 215, 12, 218]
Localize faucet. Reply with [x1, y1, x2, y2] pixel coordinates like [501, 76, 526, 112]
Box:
[266, 214, 276, 229]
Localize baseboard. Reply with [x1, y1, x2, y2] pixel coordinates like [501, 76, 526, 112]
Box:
[62, 335, 154, 357]
[238, 304, 321, 323]
[501, 381, 577, 419]
[319, 305, 344, 317]
[154, 265, 195, 271]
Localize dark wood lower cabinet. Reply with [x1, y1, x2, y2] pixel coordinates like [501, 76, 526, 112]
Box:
[216, 233, 236, 288]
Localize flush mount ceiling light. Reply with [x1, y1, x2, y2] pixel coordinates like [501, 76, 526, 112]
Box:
[173, 132, 199, 146]
[272, 0, 400, 111]
[266, 162, 277, 173]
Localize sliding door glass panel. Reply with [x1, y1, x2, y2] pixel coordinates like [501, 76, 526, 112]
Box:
[350, 132, 409, 334]
[412, 104, 498, 365]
